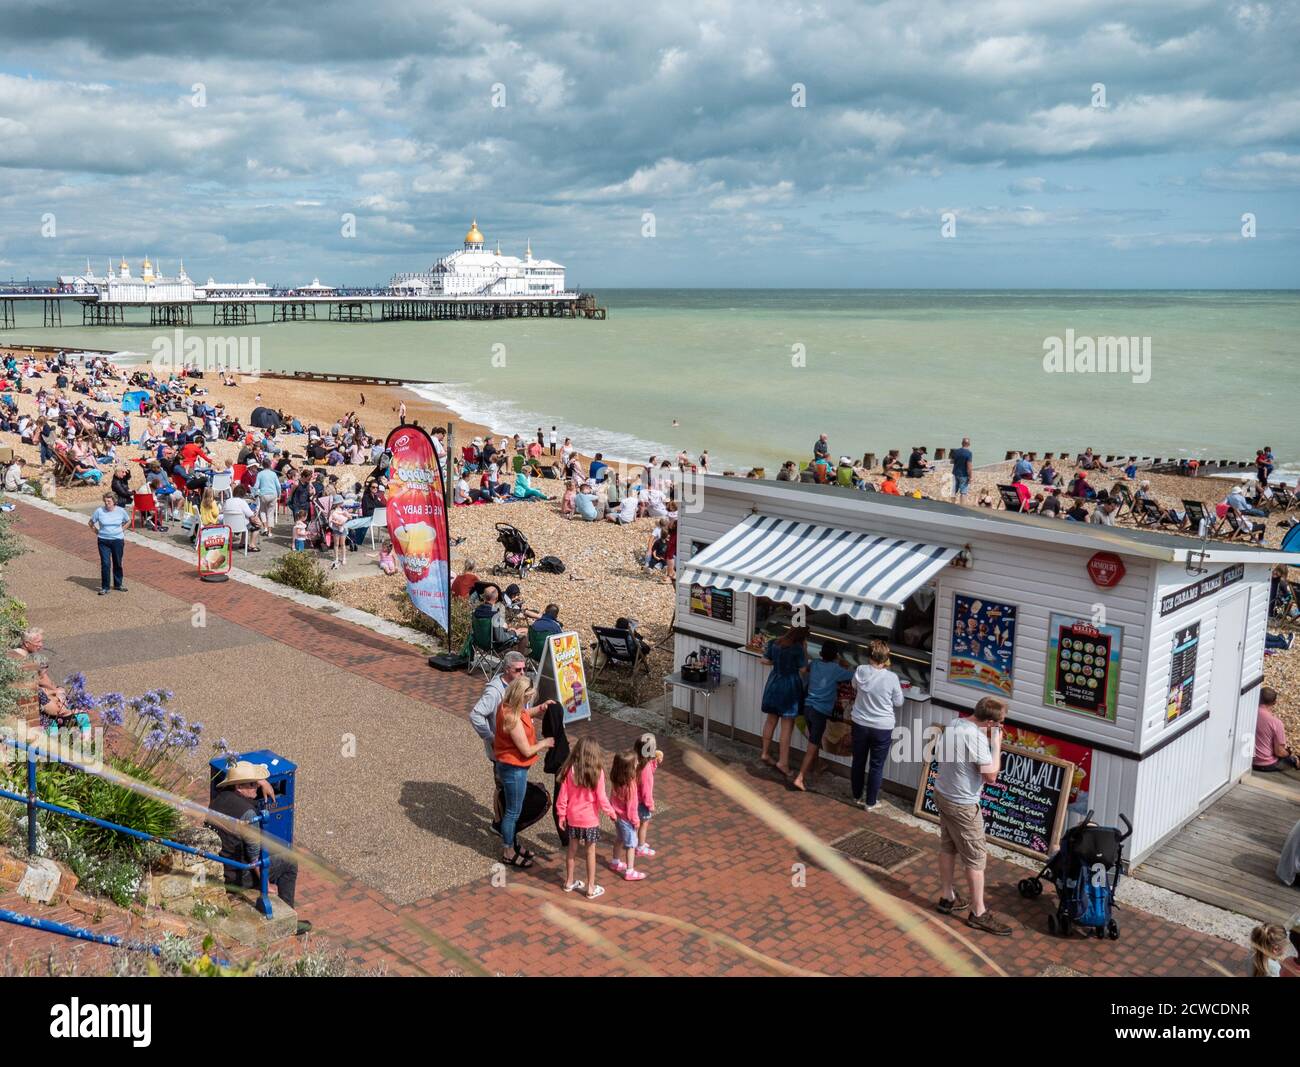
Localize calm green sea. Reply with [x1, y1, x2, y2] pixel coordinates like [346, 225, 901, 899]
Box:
[6, 289, 1298, 474]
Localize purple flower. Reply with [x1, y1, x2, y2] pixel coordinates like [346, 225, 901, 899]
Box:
[143, 729, 165, 751]
[214, 737, 230, 753]
[99, 704, 124, 727]
[169, 713, 186, 729]
[190, 722, 203, 736]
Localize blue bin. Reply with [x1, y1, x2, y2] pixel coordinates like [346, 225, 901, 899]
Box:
[208, 749, 297, 848]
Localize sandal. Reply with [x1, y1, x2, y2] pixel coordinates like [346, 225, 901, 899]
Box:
[563, 880, 585, 893]
[502, 849, 534, 869]
[624, 869, 647, 881]
[585, 885, 605, 900]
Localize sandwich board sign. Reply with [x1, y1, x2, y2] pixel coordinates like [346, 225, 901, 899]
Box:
[197, 525, 232, 582]
[534, 631, 591, 725]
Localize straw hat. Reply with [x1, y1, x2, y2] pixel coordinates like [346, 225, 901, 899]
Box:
[220, 759, 269, 787]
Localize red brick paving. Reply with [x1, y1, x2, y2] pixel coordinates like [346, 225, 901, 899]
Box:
[3, 502, 1246, 976]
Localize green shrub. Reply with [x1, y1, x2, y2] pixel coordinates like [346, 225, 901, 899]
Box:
[394, 588, 468, 651]
[265, 552, 335, 597]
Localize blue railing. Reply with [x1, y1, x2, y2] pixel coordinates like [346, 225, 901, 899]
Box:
[0, 735, 272, 919]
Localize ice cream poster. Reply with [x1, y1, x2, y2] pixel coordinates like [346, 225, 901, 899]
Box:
[197, 525, 232, 578]
[540, 632, 591, 725]
[1044, 614, 1123, 721]
[384, 425, 450, 633]
[947, 594, 1017, 697]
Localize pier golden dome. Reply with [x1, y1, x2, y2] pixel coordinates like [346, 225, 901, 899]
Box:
[464, 219, 484, 245]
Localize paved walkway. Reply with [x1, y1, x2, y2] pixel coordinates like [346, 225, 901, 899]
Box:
[1, 500, 1247, 976]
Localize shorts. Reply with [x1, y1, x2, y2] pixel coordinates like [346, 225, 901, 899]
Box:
[293, 539, 307, 551]
[616, 819, 638, 848]
[804, 708, 831, 746]
[637, 803, 653, 822]
[953, 474, 970, 494]
[568, 825, 600, 844]
[933, 791, 987, 871]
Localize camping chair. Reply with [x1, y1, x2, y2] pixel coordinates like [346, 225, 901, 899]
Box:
[1181, 500, 1211, 537]
[526, 626, 548, 673]
[512, 454, 525, 475]
[466, 613, 506, 679]
[836, 465, 854, 488]
[130, 491, 160, 530]
[996, 484, 1024, 512]
[591, 625, 652, 690]
[460, 445, 479, 473]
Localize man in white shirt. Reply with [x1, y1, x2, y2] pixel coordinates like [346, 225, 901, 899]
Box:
[607, 488, 639, 524]
[933, 697, 1010, 936]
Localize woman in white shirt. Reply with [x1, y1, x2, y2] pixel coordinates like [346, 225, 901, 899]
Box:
[849, 640, 904, 810]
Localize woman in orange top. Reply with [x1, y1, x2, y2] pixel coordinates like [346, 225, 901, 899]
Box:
[494, 677, 555, 868]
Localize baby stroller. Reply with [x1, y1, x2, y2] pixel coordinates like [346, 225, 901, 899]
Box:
[1019, 811, 1131, 939]
[493, 522, 536, 578]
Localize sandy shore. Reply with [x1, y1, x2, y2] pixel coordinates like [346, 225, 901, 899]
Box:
[3, 344, 1295, 738]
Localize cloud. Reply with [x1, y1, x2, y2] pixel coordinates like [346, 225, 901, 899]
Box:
[1202, 151, 1300, 189]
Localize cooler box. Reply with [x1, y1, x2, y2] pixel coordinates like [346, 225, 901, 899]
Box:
[208, 749, 297, 847]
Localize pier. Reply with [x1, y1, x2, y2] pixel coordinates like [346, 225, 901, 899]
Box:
[0, 289, 606, 328]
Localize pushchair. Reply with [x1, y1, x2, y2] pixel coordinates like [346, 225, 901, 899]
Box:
[493, 522, 536, 578]
[1018, 811, 1131, 940]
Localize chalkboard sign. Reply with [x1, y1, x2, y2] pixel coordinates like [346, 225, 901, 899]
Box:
[913, 726, 1074, 859]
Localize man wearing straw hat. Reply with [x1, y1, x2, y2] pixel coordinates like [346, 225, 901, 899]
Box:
[207, 759, 310, 935]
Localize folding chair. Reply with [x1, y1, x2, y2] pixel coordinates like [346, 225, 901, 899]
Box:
[466, 613, 505, 679]
[209, 469, 233, 500]
[996, 484, 1024, 512]
[525, 626, 548, 674]
[1221, 508, 1264, 543]
[591, 625, 652, 690]
[1181, 500, 1210, 537]
[1110, 482, 1135, 519]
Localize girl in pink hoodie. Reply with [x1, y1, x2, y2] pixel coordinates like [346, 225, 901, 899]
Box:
[555, 738, 616, 899]
[635, 732, 663, 857]
[608, 751, 646, 881]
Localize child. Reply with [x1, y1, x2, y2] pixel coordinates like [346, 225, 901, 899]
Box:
[1249, 923, 1289, 977]
[377, 538, 397, 575]
[291, 509, 309, 552]
[561, 480, 577, 518]
[555, 737, 616, 899]
[634, 732, 663, 857]
[328, 501, 349, 569]
[607, 751, 646, 881]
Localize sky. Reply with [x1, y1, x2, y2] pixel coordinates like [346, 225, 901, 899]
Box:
[0, 0, 1297, 289]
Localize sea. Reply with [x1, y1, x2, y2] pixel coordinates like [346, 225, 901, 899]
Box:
[5, 289, 1298, 477]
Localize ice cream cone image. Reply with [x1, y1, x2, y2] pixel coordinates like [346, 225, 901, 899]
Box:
[394, 522, 435, 582]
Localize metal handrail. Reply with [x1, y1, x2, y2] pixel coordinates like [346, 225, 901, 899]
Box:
[0, 734, 272, 918]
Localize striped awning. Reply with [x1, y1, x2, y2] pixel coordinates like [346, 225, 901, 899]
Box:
[681, 513, 960, 626]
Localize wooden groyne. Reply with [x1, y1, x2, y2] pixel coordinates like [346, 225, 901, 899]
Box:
[853, 447, 1259, 477]
[256, 371, 442, 387]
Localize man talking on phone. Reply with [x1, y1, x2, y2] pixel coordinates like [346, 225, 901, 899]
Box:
[933, 696, 1013, 936]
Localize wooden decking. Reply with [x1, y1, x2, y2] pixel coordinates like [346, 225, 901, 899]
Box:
[1134, 773, 1300, 924]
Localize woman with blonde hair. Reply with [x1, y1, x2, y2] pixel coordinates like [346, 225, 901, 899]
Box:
[850, 639, 904, 810]
[493, 676, 555, 869]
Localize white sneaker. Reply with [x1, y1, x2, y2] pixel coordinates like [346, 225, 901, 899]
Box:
[864, 802, 882, 812]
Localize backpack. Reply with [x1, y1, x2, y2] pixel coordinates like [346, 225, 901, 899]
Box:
[537, 555, 566, 574]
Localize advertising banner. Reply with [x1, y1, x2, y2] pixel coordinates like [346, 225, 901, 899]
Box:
[535, 632, 592, 726]
[197, 525, 232, 581]
[948, 594, 1017, 697]
[384, 425, 450, 633]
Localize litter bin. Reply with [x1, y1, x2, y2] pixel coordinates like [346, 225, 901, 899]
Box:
[208, 749, 297, 847]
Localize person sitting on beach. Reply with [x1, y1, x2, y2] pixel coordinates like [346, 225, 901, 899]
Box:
[607, 487, 639, 525]
[1227, 484, 1267, 518]
[813, 433, 830, 462]
[1065, 499, 1090, 523]
[1089, 498, 1119, 526]
[560, 480, 577, 518]
[109, 465, 133, 507]
[588, 453, 609, 484]
[1253, 688, 1300, 777]
[1010, 452, 1034, 482]
[513, 469, 547, 502]
[776, 461, 798, 482]
[1078, 448, 1109, 472]
[529, 603, 564, 640]
[880, 471, 901, 496]
[1011, 475, 1031, 512]
[574, 484, 599, 521]
[1038, 460, 1058, 487]
[1039, 487, 1063, 518]
[451, 562, 479, 599]
[1068, 471, 1096, 500]
[810, 454, 833, 484]
[907, 447, 932, 478]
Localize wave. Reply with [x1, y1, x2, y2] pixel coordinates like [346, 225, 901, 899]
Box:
[407, 381, 686, 468]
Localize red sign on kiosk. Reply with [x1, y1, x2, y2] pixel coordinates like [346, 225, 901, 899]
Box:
[1086, 551, 1125, 588]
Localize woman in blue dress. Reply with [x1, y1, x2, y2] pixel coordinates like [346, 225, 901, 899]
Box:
[760, 626, 809, 777]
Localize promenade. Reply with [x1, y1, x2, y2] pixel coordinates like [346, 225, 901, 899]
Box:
[0, 500, 1247, 977]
